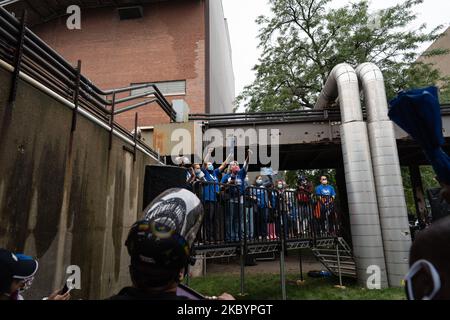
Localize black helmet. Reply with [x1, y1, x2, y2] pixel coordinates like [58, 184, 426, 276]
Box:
[125, 188, 204, 287]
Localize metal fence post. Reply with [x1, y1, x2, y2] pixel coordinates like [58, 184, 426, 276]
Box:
[239, 189, 246, 296]
[336, 240, 343, 288]
[280, 243, 287, 300]
[185, 264, 190, 287]
[298, 248, 304, 283]
[8, 10, 27, 110]
[71, 60, 81, 132]
[133, 112, 138, 162]
[278, 190, 287, 300]
[109, 91, 116, 150]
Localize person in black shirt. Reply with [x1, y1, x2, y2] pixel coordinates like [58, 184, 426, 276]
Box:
[406, 216, 450, 300]
[108, 188, 234, 301]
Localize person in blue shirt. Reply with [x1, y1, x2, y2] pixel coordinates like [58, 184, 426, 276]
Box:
[200, 148, 233, 243]
[253, 176, 269, 240]
[221, 150, 252, 242]
[315, 176, 336, 197]
[268, 186, 279, 240]
[315, 175, 336, 235]
[243, 174, 254, 241]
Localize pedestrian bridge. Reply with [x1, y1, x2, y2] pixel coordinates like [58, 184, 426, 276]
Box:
[147, 107, 450, 171]
[187, 108, 450, 170]
[0, 6, 443, 299]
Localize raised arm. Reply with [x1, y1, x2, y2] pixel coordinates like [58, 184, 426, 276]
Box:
[243, 149, 253, 172]
[219, 152, 234, 172]
[203, 147, 214, 169]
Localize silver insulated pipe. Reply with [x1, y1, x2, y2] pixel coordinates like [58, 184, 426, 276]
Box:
[356, 63, 412, 287]
[315, 63, 388, 288]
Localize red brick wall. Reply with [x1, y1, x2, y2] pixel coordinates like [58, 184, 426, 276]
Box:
[32, 0, 206, 130]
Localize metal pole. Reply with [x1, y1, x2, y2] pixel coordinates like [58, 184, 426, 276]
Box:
[133, 112, 138, 162]
[240, 244, 245, 296]
[8, 10, 26, 109]
[239, 197, 246, 296]
[336, 241, 343, 288]
[71, 60, 81, 132]
[410, 165, 428, 225]
[279, 193, 287, 300]
[109, 92, 116, 150]
[280, 246, 287, 300]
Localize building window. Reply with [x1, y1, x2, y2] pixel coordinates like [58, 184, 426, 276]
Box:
[131, 80, 186, 97]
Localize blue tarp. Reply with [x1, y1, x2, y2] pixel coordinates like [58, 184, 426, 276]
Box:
[389, 86, 450, 185]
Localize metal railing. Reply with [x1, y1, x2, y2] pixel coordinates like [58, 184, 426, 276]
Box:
[191, 181, 341, 251]
[189, 109, 342, 126]
[0, 7, 177, 123]
[190, 181, 345, 299]
[190, 105, 450, 127]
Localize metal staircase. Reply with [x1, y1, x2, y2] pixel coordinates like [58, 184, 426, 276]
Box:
[312, 238, 357, 278]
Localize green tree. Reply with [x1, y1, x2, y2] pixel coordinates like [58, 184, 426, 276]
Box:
[237, 0, 450, 112]
[284, 169, 336, 189]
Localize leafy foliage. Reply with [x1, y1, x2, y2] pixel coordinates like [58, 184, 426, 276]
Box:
[237, 0, 450, 112]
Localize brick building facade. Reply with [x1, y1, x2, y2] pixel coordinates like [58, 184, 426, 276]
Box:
[2, 0, 235, 130]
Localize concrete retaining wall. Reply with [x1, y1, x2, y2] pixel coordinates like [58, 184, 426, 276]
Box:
[0, 64, 160, 299]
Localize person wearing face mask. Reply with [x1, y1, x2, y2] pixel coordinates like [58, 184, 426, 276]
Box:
[190, 163, 206, 242]
[0, 249, 70, 301]
[315, 176, 336, 198]
[314, 176, 337, 235]
[297, 176, 313, 236]
[200, 148, 233, 243]
[275, 180, 290, 238]
[253, 176, 270, 240]
[192, 164, 206, 182]
[221, 150, 252, 242]
[243, 174, 255, 241]
[175, 156, 197, 190]
[266, 181, 278, 241]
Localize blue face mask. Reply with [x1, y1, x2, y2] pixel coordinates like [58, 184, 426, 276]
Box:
[207, 165, 214, 171]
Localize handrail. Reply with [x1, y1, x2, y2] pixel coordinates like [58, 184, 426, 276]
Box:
[191, 180, 341, 249]
[190, 104, 450, 125]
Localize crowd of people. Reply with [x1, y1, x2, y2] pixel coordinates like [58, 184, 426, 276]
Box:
[1, 181, 449, 301]
[176, 151, 338, 244]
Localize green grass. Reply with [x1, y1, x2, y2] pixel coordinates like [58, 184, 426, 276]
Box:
[188, 274, 406, 300]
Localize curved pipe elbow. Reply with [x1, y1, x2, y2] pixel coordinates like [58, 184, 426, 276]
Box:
[356, 63, 390, 122]
[315, 63, 363, 123]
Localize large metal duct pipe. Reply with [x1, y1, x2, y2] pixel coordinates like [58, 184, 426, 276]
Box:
[315, 63, 388, 288]
[356, 63, 412, 287]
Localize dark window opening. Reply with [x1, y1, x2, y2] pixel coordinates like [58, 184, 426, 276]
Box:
[118, 6, 144, 20]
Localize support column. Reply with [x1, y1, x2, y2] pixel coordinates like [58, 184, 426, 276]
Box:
[335, 166, 352, 246]
[410, 166, 428, 224]
[315, 63, 388, 288]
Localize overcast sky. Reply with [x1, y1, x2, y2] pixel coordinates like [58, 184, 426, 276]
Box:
[222, 0, 450, 108]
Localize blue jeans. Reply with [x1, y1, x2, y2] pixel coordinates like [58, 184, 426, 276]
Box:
[225, 200, 243, 242]
[256, 207, 268, 238]
[245, 206, 254, 240]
